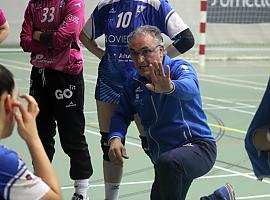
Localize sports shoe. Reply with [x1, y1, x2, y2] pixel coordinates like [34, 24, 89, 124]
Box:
[214, 183, 236, 200]
[71, 193, 89, 200]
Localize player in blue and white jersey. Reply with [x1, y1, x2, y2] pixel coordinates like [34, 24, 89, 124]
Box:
[0, 64, 62, 200]
[80, 0, 194, 199]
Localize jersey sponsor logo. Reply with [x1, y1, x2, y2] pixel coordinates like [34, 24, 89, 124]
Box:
[32, 54, 54, 64]
[25, 174, 33, 180]
[136, 5, 146, 16]
[118, 53, 131, 60]
[180, 65, 189, 72]
[66, 14, 79, 24]
[135, 86, 143, 93]
[74, 2, 81, 7]
[65, 101, 76, 107]
[135, 86, 143, 105]
[55, 85, 76, 100]
[105, 34, 128, 44]
[109, 7, 116, 14]
[183, 143, 194, 147]
[106, 52, 132, 63]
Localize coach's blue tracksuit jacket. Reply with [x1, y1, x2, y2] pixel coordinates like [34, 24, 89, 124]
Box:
[108, 55, 215, 164]
[245, 77, 270, 180]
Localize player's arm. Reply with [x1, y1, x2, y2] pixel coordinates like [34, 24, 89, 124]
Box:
[35, 0, 84, 49]
[166, 28, 194, 58]
[108, 84, 137, 166]
[159, 0, 194, 58]
[13, 94, 63, 200]
[166, 62, 199, 100]
[80, 6, 106, 60]
[79, 30, 104, 60]
[20, 4, 48, 53]
[0, 20, 9, 44]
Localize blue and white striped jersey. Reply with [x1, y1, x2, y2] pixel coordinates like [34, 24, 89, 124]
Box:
[83, 0, 188, 73]
[0, 146, 49, 200]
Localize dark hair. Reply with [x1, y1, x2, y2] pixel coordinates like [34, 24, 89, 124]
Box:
[127, 25, 164, 46]
[0, 64, 15, 96]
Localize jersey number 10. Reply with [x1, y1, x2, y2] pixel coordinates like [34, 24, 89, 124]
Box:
[116, 12, 132, 28]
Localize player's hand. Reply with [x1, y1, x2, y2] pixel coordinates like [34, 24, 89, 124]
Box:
[33, 31, 42, 41]
[108, 138, 129, 166]
[12, 94, 40, 143]
[145, 61, 173, 93]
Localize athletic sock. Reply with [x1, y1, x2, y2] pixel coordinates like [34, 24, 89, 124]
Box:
[105, 182, 120, 200]
[74, 179, 89, 199]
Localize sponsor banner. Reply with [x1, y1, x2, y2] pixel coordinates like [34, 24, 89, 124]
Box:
[207, 0, 270, 23]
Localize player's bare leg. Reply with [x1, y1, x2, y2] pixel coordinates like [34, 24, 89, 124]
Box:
[96, 101, 122, 200]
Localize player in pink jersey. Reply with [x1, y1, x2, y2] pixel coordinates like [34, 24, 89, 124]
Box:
[0, 9, 9, 44]
[20, 1, 92, 199]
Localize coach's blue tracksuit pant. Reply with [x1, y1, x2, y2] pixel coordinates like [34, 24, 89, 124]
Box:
[150, 139, 217, 200]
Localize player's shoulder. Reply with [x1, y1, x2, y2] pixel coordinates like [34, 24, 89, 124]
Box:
[170, 58, 195, 72]
[97, 0, 119, 10]
[139, 0, 170, 10]
[0, 146, 20, 173]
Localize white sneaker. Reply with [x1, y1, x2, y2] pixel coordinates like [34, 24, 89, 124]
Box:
[71, 193, 89, 200]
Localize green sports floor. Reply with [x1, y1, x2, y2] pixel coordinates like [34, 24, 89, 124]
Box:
[0, 49, 270, 200]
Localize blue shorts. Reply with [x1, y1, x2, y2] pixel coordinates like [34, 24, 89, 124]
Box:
[95, 59, 136, 104]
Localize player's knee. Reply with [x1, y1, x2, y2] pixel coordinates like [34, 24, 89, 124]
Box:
[253, 127, 270, 151]
[100, 131, 126, 161]
[156, 153, 177, 172]
[100, 132, 110, 161]
[139, 135, 150, 157]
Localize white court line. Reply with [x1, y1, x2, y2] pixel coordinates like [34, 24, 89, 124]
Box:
[198, 173, 254, 179]
[62, 172, 254, 189]
[204, 103, 255, 115]
[62, 180, 154, 189]
[199, 77, 265, 91]
[203, 96, 260, 105]
[61, 129, 270, 199]
[213, 165, 270, 185]
[84, 111, 97, 114]
[237, 194, 270, 199]
[199, 74, 267, 87]
[85, 129, 270, 184]
[3, 51, 269, 199]
[0, 54, 267, 91]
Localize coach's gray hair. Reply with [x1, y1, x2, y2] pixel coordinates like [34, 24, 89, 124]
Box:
[127, 25, 164, 46]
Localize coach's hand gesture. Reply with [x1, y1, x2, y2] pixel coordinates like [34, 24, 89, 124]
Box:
[109, 138, 129, 166]
[145, 61, 174, 94]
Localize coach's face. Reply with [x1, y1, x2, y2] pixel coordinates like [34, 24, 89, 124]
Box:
[129, 34, 164, 80]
